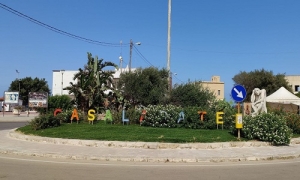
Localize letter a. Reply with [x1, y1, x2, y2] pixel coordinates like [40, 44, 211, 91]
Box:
[70, 109, 79, 122]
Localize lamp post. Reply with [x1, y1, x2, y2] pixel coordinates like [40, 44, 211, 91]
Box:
[129, 39, 141, 72]
[61, 70, 65, 95]
[16, 70, 20, 92]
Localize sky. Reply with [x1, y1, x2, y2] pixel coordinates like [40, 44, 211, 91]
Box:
[1, 0, 299, 101]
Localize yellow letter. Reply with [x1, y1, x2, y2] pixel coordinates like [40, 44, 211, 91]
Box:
[216, 112, 224, 129]
[88, 109, 96, 121]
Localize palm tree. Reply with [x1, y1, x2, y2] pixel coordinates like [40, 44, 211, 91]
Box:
[64, 52, 117, 112]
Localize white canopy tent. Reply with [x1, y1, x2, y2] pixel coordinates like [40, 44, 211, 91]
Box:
[266, 87, 300, 113]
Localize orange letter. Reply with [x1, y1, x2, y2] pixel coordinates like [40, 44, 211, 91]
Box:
[54, 108, 62, 116]
[70, 109, 79, 122]
[198, 111, 207, 121]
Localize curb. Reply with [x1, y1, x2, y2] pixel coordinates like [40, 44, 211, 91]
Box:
[4, 129, 300, 163]
[1, 149, 300, 163]
[10, 129, 275, 150]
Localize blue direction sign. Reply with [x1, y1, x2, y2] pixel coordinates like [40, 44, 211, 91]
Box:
[231, 85, 246, 102]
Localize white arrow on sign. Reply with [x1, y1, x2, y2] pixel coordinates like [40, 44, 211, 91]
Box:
[234, 88, 244, 98]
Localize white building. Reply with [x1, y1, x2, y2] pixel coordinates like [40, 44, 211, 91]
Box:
[52, 70, 78, 96]
[52, 66, 136, 96]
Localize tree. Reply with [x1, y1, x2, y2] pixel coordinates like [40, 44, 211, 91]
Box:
[48, 95, 73, 112]
[118, 67, 169, 106]
[64, 52, 117, 112]
[232, 69, 291, 102]
[9, 77, 50, 106]
[296, 92, 300, 98]
[170, 82, 216, 107]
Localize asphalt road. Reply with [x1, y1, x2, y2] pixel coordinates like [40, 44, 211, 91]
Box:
[0, 122, 28, 130]
[0, 154, 300, 180]
[1, 122, 300, 180]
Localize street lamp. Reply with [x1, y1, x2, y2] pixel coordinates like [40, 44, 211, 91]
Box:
[119, 56, 123, 74]
[61, 70, 65, 95]
[129, 39, 141, 72]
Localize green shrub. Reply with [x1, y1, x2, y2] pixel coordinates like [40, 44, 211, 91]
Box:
[212, 100, 236, 130]
[284, 112, 300, 134]
[141, 104, 181, 128]
[180, 106, 211, 129]
[242, 113, 292, 145]
[29, 113, 60, 130]
[111, 109, 122, 124]
[140, 103, 236, 130]
[48, 95, 73, 112]
[111, 108, 140, 125]
[54, 108, 86, 123]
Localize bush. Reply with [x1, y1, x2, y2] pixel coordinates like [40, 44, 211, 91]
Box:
[140, 103, 236, 130]
[111, 109, 122, 124]
[141, 104, 182, 128]
[242, 113, 292, 145]
[284, 112, 300, 134]
[48, 95, 73, 112]
[29, 113, 60, 130]
[180, 106, 214, 129]
[212, 100, 236, 130]
[268, 106, 300, 134]
[111, 108, 141, 125]
[54, 108, 87, 123]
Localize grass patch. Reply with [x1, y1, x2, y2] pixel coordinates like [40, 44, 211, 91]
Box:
[17, 121, 244, 143]
[292, 133, 300, 138]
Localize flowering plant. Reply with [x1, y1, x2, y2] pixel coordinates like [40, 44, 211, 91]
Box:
[242, 113, 292, 145]
[141, 104, 182, 128]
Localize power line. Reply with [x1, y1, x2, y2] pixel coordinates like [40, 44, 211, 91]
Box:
[172, 73, 184, 83]
[133, 45, 154, 67]
[0, 3, 123, 47]
[133, 45, 184, 83]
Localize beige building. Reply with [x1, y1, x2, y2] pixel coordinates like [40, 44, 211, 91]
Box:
[200, 76, 224, 100]
[285, 75, 300, 94]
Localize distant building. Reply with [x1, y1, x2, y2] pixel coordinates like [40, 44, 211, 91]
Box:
[52, 66, 136, 96]
[110, 66, 136, 90]
[199, 76, 225, 100]
[285, 75, 300, 94]
[52, 70, 78, 96]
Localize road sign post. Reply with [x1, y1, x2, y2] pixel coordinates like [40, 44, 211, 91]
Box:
[231, 85, 247, 139]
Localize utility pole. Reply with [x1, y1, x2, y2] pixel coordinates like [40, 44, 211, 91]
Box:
[129, 39, 141, 73]
[167, 0, 172, 91]
[16, 70, 20, 92]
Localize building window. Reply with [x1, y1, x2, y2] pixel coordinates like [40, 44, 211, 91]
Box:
[218, 90, 221, 96]
[296, 85, 300, 92]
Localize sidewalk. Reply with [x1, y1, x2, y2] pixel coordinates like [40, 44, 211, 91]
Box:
[0, 111, 39, 122]
[1, 115, 300, 163]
